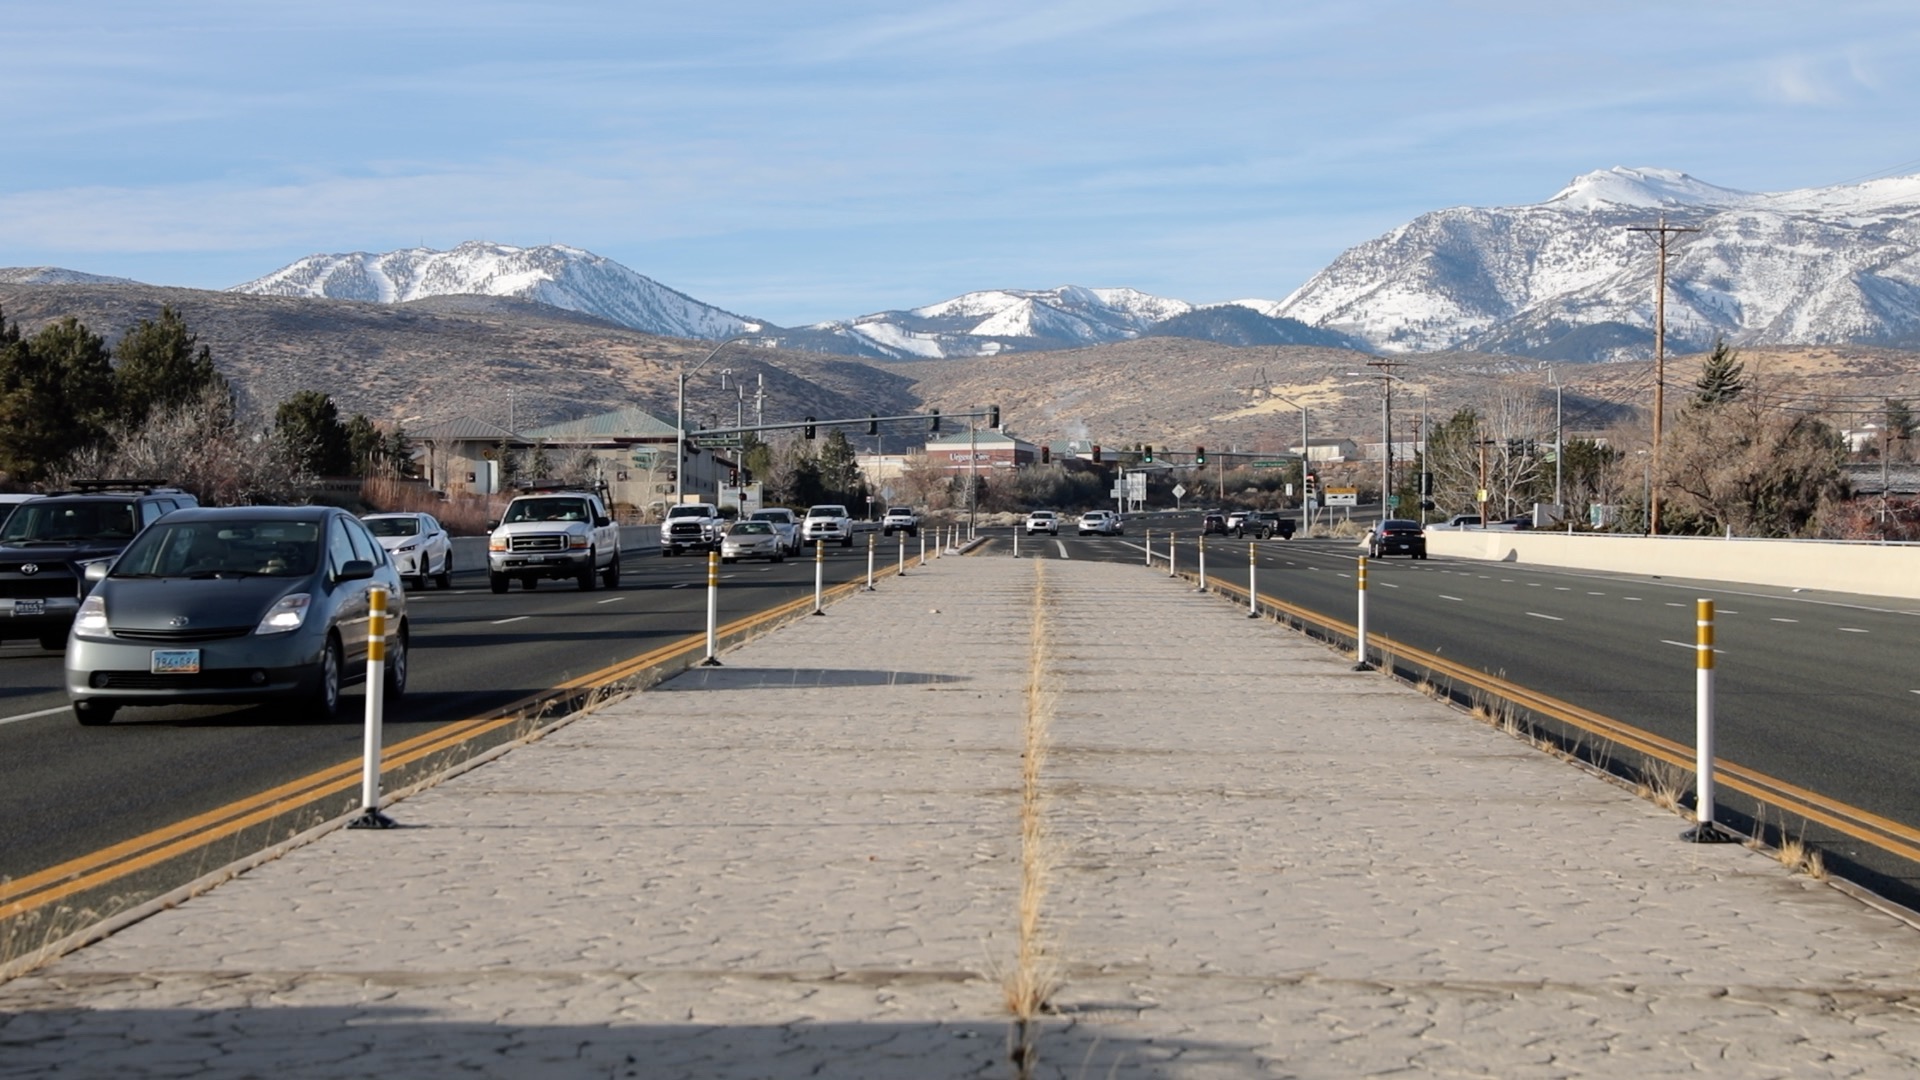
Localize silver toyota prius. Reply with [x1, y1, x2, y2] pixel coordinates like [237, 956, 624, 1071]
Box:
[64, 505, 409, 725]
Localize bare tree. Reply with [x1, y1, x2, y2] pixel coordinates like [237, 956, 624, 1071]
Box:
[55, 382, 313, 504]
[1660, 379, 1849, 537]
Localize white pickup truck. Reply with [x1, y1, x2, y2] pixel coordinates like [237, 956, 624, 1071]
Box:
[487, 488, 621, 592]
[880, 506, 920, 538]
[660, 502, 724, 556]
[801, 504, 854, 548]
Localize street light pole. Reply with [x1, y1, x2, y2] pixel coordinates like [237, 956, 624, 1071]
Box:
[675, 335, 751, 506]
[1270, 392, 1311, 528]
[1540, 363, 1564, 512]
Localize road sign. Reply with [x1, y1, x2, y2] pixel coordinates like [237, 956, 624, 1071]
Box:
[1325, 485, 1358, 508]
[1387, 495, 1400, 508]
[1250, 459, 1291, 468]
[1171, 483, 1187, 499]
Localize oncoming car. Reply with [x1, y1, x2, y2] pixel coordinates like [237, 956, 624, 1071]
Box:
[720, 520, 786, 563]
[64, 506, 410, 725]
[361, 511, 453, 590]
[1024, 510, 1059, 536]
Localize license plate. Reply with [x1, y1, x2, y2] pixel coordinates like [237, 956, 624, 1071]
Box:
[8, 598, 44, 617]
[151, 649, 201, 675]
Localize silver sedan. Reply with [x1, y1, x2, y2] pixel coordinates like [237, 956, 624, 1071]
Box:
[720, 521, 786, 563]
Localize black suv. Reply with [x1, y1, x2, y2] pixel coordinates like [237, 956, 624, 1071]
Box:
[0, 481, 198, 650]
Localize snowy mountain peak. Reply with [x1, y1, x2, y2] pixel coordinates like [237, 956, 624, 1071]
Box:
[1547, 167, 1758, 212]
[231, 242, 760, 340]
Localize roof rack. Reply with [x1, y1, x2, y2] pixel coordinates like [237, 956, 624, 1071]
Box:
[55, 479, 180, 495]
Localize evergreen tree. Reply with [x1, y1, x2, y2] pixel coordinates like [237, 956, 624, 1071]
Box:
[1691, 338, 1747, 409]
[111, 305, 222, 426]
[817, 429, 862, 501]
[0, 313, 116, 483]
[274, 390, 352, 477]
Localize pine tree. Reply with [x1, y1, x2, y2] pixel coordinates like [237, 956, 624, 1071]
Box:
[0, 313, 116, 483]
[274, 390, 352, 477]
[111, 305, 222, 427]
[1691, 338, 1747, 409]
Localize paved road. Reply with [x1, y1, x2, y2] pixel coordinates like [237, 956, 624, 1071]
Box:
[0, 528, 923, 881]
[9, 554, 1920, 1077]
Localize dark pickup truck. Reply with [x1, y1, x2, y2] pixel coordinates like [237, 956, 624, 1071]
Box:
[1239, 511, 1296, 540]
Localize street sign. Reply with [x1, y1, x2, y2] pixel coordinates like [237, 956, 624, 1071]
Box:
[1387, 495, 1400, 508]
[1250, 459, 1291, 468]
[1172, 483, 1187, 499]
[1325, 485, 1358, 508]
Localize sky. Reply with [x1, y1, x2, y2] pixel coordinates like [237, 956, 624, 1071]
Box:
[6, 1, 1920, 327]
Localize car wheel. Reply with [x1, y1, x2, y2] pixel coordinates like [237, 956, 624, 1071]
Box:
[662, 547, 674, 557]
[436, 552, 453, 589]
[521, 577, 537, 590]
[842, 536, 852, 548]
[577, 551, 597, 590]
[384, 622, 408, 702]
[721, 556, 736, 564]
[489, 571, 508, 594]
[410, 574, 428, 592]
[305, 635, 344, 721]
[73, 699, 118, 726]
[602, 554, 620, 588]
[38, 632, 66, 651]
[772, 553, 784, 563]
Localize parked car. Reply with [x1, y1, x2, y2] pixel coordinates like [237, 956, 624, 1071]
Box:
[720, 520, 786, 563]
[1, 481, 198, 652]
[1245, 511, 1296, 540]
[1201, 512, 1228, 536]
[1024, 510, 1059, 536]
[1365, 518, 1428, 559]
[64, 505, 410, 725]
[748, 508, 803, 554]
[881, 507, 920, 538]
[1077, 510, 1123, 536]
[802, 504, 855, 547]
[361, 511, 453, 590]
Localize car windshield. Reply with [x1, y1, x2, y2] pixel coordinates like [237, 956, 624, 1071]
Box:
[115, 520, 322, 578]
[886, 508, 911, 516]
[506, 498, 590, 523]
[363, 516, 421, 537]
[1030, 512, 1054, 519]
[808, 506, 847, 517]
[730, 522, 772, 535]
[0, 500, 139, 544]
[749, 512, 786, 522]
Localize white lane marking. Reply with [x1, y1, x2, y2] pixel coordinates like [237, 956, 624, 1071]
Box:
[672, 582, 694, 589]
[1526, 612, 1565, 621]
[1588, 591, 1606, 596]
[1378, 581, 1399, 588]
[1721, 610, 1738, 615]
[1665, 602, 1686, 607]
[1439, 594, 1465, 602]
[1054, 540, 1070, 559]
[1839, 627, 1870, 633]
[597, 596, 626, 604]
[1662, 639, 1723, 653]
[1555, 587, 1571, 592]
[1624, 597, 1642, 601]
[1527, 582, 1542, 587]
[491, 616, 530, 625]
[1, 705, 71, 727]
[1771, 617, 1799, 623]
[1500, 578, 1515, 582]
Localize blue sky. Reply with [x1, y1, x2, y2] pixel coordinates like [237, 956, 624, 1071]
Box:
[5, 1, 1919, 326]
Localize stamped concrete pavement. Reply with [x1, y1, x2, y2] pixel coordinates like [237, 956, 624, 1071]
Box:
[6, 551, 1920, 1077]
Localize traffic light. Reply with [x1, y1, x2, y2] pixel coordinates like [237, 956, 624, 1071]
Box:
[1144, 445, 1154, 463]
[1304, 470, 1319, 504]
[1041, 446, 1051, 464]
[1420, 470, 1433, 496]
[804, 416, 816, 440]
[929, 408, 940, 433]
[867, 413, 878, 436]
[728, 466, 739, 486]
[1195, 446, 1206, 465]
[1091, 444, 1102, 464]
[987, 405, 1000, 429]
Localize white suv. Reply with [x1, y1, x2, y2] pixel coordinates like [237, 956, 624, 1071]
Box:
[1077, 510, 1122, 536]
[802, 504, 854, 547]
[1024, 510, 1059, 536]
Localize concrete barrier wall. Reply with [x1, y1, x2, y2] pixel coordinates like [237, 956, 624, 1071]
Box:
[1422, 529, 1920, 600]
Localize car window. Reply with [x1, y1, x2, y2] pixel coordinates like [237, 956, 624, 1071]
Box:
[118, 520, 322, 577]
[327, 518, 360, 576]
[508, 498, 590, 523]
[345, 517, 383, 565]
[731, 521, 773, 534]
[142, 499, 175, 526]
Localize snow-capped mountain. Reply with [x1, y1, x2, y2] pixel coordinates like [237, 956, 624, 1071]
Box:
[1277, 166, 1920, 359]
[231, 241, 761, 340]
[751, 286, 1198, 359]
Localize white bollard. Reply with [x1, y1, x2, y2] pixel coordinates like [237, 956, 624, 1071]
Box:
[1013, 525, 1020, 558]
[1145, 528, 1153, 567]
[1196, 535, 1207, 593]
[1684, 598, 1734, 842]
[702, 551, 723, 666]
[1353, 555, 1369, 669]
[1168, 532, 1177, 578]
[1248, 542, 1259, 618]
[350, 586, 396, 829]
[899, 533, 907, 576]
[813, 540, 826, 615]
[864, 532, 876, 591]
[919, 531, 926, 567]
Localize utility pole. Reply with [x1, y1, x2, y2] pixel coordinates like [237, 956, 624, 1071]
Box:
[1366, 358, 1402, 516]
[1628, 216, 1700, 536]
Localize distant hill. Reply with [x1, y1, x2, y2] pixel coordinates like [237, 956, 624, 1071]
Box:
[1143, 305, 1364, 349]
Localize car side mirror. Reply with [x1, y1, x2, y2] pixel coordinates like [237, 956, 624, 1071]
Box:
[486, 519, 500, 530]
[595, 516, 611, 528]
[338, 559, 375, 583]
[84, 560, 111, 583]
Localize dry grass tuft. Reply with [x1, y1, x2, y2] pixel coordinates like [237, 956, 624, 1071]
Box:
[1636, 761, 1693, 814]
[1004, 561, 1061, 1078]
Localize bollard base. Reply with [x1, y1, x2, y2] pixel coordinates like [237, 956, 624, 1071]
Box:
[1351, 661, 1372, 671]
[1247, 610, 1260, 619]
[699, 656, 723, 667]
[1680, 821, 1739, 844]
[348, 808, 399, 830]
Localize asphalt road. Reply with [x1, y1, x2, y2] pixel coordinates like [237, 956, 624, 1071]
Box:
[1000, 512, 1920, 839]
[0, 528, 916, 880]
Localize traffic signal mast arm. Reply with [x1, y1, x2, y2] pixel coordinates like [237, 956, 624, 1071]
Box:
[692, 407, 1000, 440]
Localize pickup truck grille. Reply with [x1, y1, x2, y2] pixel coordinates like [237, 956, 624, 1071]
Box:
[667, 522, 707, 538]
[507, 533, 568, 554]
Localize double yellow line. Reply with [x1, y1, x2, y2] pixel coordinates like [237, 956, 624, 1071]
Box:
[1, 564, 897, 924]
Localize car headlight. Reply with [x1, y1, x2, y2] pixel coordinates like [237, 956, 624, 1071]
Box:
[395, 542, 418, 553]
[256, 593, 313, 635]
[75, 594, 109, 636]
[488, 535, 508, 552]
[569, 533, 589, 549]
